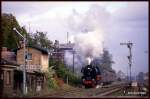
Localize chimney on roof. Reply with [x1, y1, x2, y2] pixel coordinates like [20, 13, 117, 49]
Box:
[68, 41, 71, 44]
[19, 41, 24, 48]
[54, 40, 59, 48]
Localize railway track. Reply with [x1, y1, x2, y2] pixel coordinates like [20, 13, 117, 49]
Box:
[44, 85, 85, 97]
[90, 82, 126, 97]
[91, 82, 148, 98]
[62, 82, 127, 97]
[45, 82, 128, 98]
[35, 82, 148, 98]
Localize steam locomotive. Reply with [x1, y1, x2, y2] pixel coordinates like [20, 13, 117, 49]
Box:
[81, 64, 101, 88]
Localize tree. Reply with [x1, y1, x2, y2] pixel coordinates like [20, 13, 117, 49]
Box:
[100, 48, 114, 70]
[30, 31, 53, 50]
[92, 48, 114, 71]
[117, 70, 126, 80]
[45, 66, 58, 89]
[1, 13, 28, 49]
[2, 13, 53, 51]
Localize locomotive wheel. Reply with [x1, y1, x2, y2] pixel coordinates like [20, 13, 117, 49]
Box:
[81, 85, 85, 88]
[85, 85, 89, 88]
[92, 83, 96, 88]
[85, 85, 92, 88]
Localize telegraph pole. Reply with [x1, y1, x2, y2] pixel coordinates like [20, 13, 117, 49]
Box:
[67, 32, 69, 44]
[72, 50, 75, 73]
[120, 41, 133, 83]
[28, 22, 31, 34]
[72, 49, 76, 73]
[13, 28, 27, 95]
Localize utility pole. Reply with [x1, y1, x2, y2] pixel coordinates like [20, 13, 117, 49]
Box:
[120, 41, 133, 83]
[13, 28, 27, 95]
[72, 50, 75, 73]
[67, 32, 69, 44]
[28, 22, 31, 34]
[66, 75, 68, 85]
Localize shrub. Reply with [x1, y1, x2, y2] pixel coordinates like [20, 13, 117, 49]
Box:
[55, 63, 81, 86]
[45, 66, 59, 89]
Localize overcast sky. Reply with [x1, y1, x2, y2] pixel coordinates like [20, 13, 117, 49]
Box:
[2, 1, 148, 76]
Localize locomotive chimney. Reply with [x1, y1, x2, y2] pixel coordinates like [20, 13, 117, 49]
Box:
[86, 57, 93, 65]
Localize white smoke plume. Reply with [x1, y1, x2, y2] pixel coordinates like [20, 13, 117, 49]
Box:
[86, 57, 93, 65]
[73, 29, 103, 58]
[64, 5, 109, 74]
[64, 28, 104, 75]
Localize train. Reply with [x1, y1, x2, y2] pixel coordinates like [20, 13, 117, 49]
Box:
[81, 64, 101, 88]
[81, 64, 116, 88]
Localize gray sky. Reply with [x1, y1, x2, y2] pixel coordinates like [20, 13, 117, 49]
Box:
[2, 1, 148, 76]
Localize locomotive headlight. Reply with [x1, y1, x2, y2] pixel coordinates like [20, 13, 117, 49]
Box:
[92, 79, 95, 81]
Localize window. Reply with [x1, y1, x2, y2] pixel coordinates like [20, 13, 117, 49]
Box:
[27, 53, 32, 60]
[6, 71, 11, 85]
[1, 71, 4, 80]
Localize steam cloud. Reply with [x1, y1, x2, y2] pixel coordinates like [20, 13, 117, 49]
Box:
[64, 29, 104, 72]
[64, 5, 109, 75]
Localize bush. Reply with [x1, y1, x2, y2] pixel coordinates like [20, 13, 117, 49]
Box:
[48, 78, 58, 89]
[67, 72, 81, 86]
[45, 66, 59, 89]
[55, 63, 81, 86]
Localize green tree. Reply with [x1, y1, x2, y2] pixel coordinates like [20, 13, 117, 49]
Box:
[2, 13, 53, 50]
[100, 48, 114, 70]
[30, 31, 53, 50]
[1, 13, 27, 49]
[45, 66, 58, 89]
[92, 48, 114, 70]
[55, 62, 81, 86]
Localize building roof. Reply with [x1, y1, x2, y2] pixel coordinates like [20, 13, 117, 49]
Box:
[59, 43, 75, 50]
[15, 69, 44, 75]
[16, 45, 48, 54]
[28, 45, 48, 54]
[1, 48, 18, 66]
[1, 50, 16, 61]
[0, 58, 19, 66]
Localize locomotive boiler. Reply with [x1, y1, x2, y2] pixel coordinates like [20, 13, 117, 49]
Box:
[81, 64, 101, 88]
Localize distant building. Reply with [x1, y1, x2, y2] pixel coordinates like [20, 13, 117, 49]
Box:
[143, 72, 149, 86]
[136, 72, 144, 85]
[51, 40, 74, 63]
[101, 69, 116, 83]
[117, 70, 126, 80]
[136, 71, 149, 87]
[144, 72, 148, 81]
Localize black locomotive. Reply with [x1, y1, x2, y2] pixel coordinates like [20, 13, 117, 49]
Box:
[81, 64, 101, 88]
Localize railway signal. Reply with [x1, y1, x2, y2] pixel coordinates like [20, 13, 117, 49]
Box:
[120, 41, 133, 83]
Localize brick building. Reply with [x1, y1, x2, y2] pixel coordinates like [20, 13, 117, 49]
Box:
[0, 47, 19, 95]
[16, 45, 49, 93]
[17, 45, 49, 72]
[0, 46, 49, 96]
